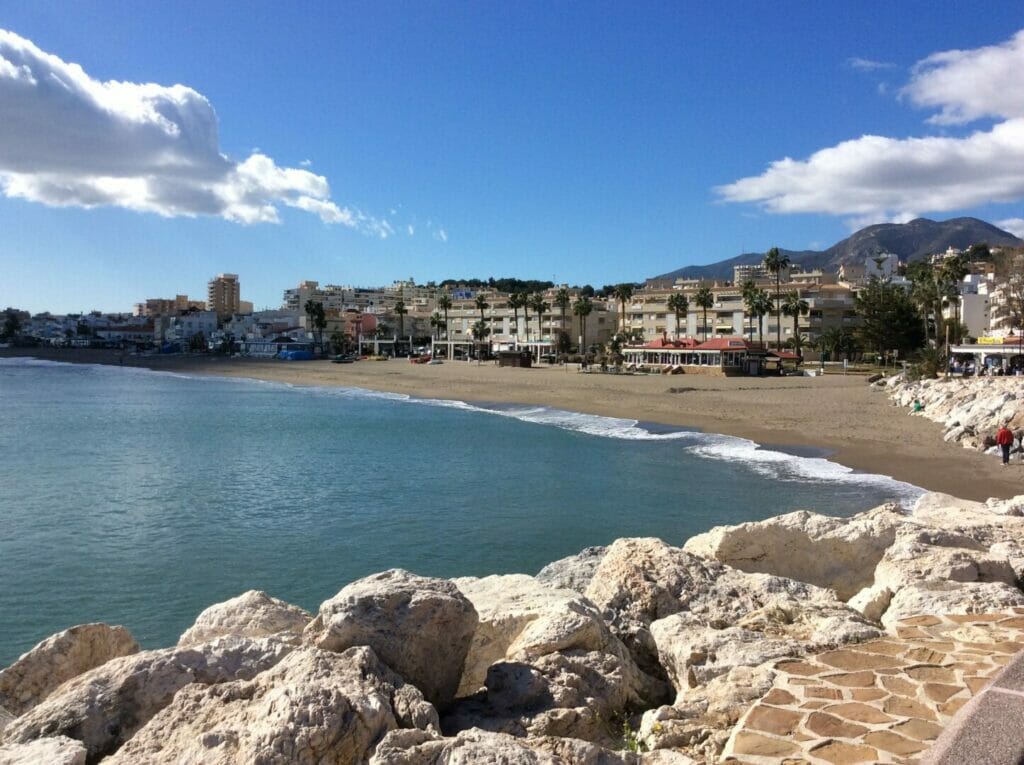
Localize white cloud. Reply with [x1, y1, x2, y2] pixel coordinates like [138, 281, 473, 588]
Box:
[718, 30, 1024, 224]
[434, 228, 448, 243]
[997, 218, 1024, 238]
[847, 57, 895, 71]
[903, 30, 1024, 125]
[0, 29, 385, 232]
[407, 224, 415, 236]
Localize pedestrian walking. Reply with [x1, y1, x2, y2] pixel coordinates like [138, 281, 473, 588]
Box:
[997, 423, 1015, 466]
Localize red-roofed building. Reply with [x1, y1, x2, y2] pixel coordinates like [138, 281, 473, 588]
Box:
[623, 336, 755, 375]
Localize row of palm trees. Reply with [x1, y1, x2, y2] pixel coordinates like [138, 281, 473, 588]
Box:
[424, 287, 597, 350]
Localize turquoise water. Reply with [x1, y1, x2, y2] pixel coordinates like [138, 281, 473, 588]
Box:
[0, 358, 922, 665]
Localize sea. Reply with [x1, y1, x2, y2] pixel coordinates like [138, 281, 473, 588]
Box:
[0, 357, 923, 666]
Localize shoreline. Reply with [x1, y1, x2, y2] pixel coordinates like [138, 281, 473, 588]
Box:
[3, 347, 1020, 500]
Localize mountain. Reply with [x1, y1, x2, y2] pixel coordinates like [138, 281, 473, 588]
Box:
[651, 217, 1024, 282]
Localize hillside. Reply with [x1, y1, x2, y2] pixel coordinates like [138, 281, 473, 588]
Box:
[652, 217, 1023, 282]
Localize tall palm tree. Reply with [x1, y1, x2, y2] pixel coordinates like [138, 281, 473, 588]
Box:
[429, 312, 444, 341]
[393, 299, 408, 347]
[753, 289, 773, 347]
[436, 293, 452, 339]
[763, 247, 791, 349]
[781, 291, 810, 356]
[304, 299, 326, 351]
[741, 279, 758, 341]
[612, 283, 635, 335]
[530, 292, 550, 343]
[573, 296, 593, 352]
[554, 287, 571, 336]
[473, 293, 490, 355]
[666, 292, 689, 339]
[694, 285, 714, 342]
[508, 292, 525, 342]
[940, 254, 970, 344]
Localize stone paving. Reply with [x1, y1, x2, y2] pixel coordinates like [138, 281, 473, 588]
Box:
[718, 610, 1024, 764]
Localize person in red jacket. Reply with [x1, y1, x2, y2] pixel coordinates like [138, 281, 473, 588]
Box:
[996, 423, 1015, 466]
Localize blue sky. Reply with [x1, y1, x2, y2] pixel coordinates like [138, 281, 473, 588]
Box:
[2, 1, 1023, 313]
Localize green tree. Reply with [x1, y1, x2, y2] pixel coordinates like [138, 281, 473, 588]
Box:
[694, 285, 714, 342]
[329, 330, 348, 354]
[752, 289, 773, 347]
[612, 283, 635, 335]
[474, 293, 489, 329]
[470, 320, 491, 358]
[781, 291, 810, 356]
[666, 292, 689, 339]
[508, 292, 525, 341]
[304, 299, 326, 351]
[393, 299, 408, 345]
[530, 292, 550, 342]
[763, 247, 791, 349]
[436, 292, 453, 339]
[741, 279, 758, 341]
[573, 296, 593, 351]
[854, 277, 926, 358]
[429, 312, 444, 340]
[1, 310, 21, 341]
[939, 254, 970, 344]
[554, 287, 571, 337]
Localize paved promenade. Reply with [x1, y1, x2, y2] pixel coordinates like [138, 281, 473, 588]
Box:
[720, 610, 1024, 764]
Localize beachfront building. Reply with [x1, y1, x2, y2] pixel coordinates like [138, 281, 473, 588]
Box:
[207, 273, 241, 316]
[621, 336, 799, 376]
[432, 287, 614, 358]
[154, 310, 219, 346]
[625, 272, 851, 351]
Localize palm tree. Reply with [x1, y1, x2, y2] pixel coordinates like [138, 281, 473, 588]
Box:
[530, 292, 550, 343]
[753, 289, 773, 347]
[763, 247, 791, 349]
[573, 296, 593, 352]
[694, 285, 714, 342]
[508, 292, 525, 342]
[394, 299, 408, 349]
[612, 283, 635, 335]
[666, 292, 689, 339]
[940, 254, 970, 344]
[436, 293, 452, 339]
[473, 294, 490, 356]
[554, 288, 571, 337]
[741, 279, 758, 341]
[522, 298, 532, 342]
[304, 299, 326, 352]
[429, 312, 444, 341]
[781, 291, 810, 356]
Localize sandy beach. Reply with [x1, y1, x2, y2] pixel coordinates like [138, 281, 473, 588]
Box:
[4, 347, 1020, 501]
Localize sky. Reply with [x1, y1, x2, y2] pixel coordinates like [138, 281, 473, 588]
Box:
[2, 1, 1024, 314]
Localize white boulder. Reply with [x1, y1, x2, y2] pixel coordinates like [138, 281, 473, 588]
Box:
[303, 569, 478, 707]
[0, 624, 138, 716]
[178, 589, 311, 646]
[1, 636, 293, 760]
[0, 736, 87, 765]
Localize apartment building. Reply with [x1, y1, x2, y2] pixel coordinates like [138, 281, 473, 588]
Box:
[207, 274, 241, 316]
[132, 295, 206, 317]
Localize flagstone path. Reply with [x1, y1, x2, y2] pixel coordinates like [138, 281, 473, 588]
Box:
[718, 610, 1024, 764]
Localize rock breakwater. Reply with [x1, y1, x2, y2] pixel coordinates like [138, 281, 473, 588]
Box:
[881, 375, 1024, 455]
[2, 492, 1024, 763]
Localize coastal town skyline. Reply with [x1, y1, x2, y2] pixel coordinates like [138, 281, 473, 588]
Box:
[3, 4, 1024, 314]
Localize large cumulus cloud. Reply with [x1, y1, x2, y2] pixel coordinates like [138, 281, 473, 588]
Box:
[0, 29, 385, 232]
[717, 30, 1024, 225]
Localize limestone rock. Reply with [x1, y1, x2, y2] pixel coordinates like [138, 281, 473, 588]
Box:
[536, 546, 608, 594]
[873, 527, 1017, 594]
[2, 636, 292, 761]
[107, 646, 437, 764]
[178, 589, 311, 646]
[370, 728, 644, 764]
[882, 580, 1024, 629]
[0, 707, 11, 736]
[985, 495, 1024, 516]
[0, 736, 87, 765]
[0, 624, 138, 716]
[847, 584, 893, 623]
[303, 569, 478, 707]
[682, 506, 907, 600]
[451, 574, 649, 699]
[649, 618, 801, 691]
[584, 538, 879, 681]
[442, 647, 649, 743]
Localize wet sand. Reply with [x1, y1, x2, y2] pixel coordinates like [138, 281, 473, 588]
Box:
[5, 347, 1020, 501]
